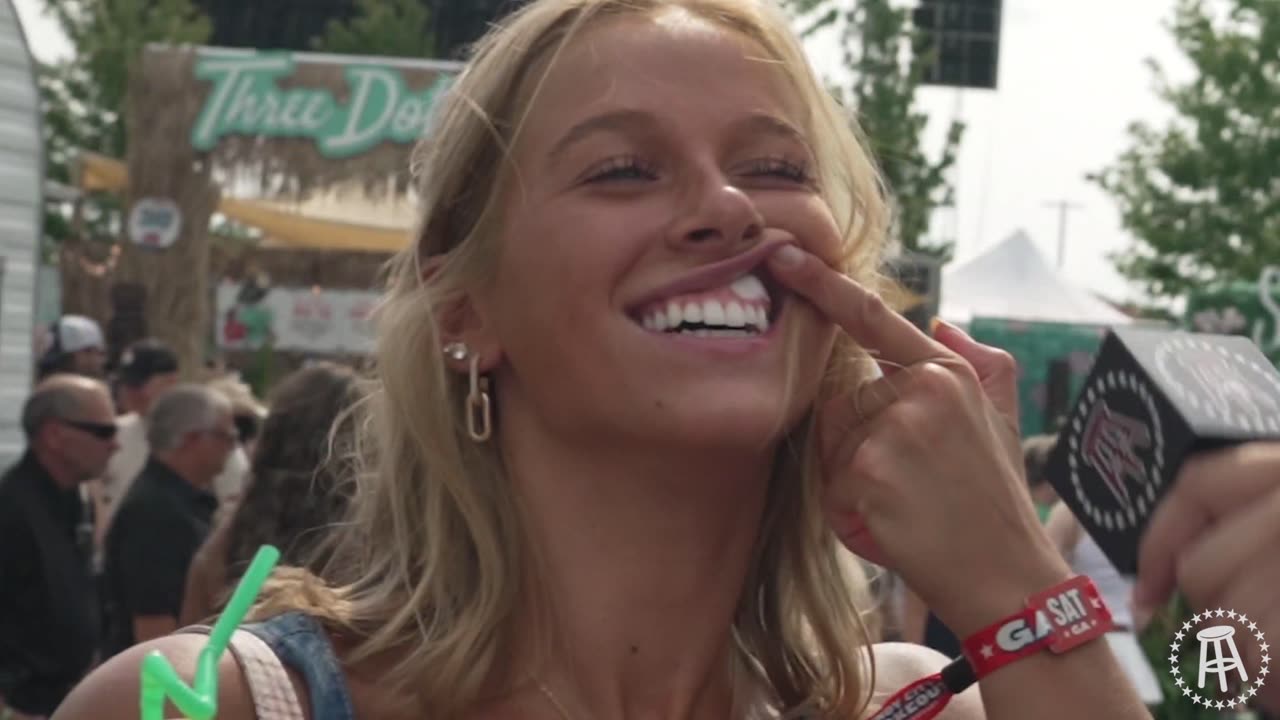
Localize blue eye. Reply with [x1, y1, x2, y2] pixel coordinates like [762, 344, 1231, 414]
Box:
[745, 157, 813, 184]
[584, 156, 658, 182]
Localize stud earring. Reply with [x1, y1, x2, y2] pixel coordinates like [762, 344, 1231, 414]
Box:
[443, 342, 468, 362]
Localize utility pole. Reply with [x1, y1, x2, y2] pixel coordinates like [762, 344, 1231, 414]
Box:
[1044, 199, 1082, 269]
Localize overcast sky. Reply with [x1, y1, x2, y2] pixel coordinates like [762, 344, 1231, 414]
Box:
[13, 0, 1188, 302]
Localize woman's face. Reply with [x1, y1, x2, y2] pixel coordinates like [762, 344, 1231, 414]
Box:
[477, 13, 841, 451]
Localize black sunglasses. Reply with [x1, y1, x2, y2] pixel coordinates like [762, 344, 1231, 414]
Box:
[61, 419, 117, 441]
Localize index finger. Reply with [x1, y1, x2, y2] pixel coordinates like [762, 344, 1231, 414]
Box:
[766, 244, 949, 367]
[1133, 443, 1280, 612]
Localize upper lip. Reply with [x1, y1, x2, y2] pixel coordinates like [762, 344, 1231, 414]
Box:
[628, 239, 788, 311]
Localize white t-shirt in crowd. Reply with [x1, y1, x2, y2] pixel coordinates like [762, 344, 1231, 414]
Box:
[213, 446, 250, 505]
[102, 413, 149, 525]
[1069, 532, 1133, 629]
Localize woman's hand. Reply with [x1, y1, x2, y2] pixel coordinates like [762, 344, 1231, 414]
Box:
[767, 244, 1070, 638]
[1133, 442, 1280, 713]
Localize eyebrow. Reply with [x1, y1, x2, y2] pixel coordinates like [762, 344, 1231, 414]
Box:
[726, 112, 811, 154]
[548, 109, 658, 162]
[547, 109, 811, 163]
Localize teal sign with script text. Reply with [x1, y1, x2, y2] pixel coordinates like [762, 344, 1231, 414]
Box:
[191, 52, 454, 158]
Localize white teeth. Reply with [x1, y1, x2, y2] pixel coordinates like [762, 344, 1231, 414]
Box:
[679, 328, 753, 338]
[683, 302, 702, 324]
[725, 301, 746, 328]
[702, 299, 726, 326]
[730, 273, 769, 302]
[640, 292, 773, 336]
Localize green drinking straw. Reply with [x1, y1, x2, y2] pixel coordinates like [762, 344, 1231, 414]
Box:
[140, 545, 281, 720]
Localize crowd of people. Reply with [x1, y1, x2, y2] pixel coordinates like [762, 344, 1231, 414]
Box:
[0, 0, 1278, 719]
[0, 316, 355, 719]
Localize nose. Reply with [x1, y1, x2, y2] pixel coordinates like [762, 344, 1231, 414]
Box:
[666, 173, 764, 254]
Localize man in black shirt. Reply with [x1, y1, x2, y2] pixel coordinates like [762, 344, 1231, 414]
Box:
[0, 376, 118, 718]
[104, 384, 235, 656]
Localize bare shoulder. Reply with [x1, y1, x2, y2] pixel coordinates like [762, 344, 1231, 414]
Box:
[53, 635, 260, 720]
[868, 642, 984, 720]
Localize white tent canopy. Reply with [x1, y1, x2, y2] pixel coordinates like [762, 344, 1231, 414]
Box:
[939, 231, 1133, 326]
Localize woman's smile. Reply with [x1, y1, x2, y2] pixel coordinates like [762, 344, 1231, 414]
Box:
[625, 237, 793, 355]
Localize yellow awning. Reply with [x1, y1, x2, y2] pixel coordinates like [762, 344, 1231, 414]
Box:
[79, 152, 129, 193]
[219, 198, 409, 252]
[76, 152, 410, 253]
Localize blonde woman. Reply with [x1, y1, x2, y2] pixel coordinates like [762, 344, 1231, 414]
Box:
[56, 0, 1260, 718]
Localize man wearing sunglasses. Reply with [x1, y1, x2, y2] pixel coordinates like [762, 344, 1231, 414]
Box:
[0, 375, 118, 720]
[102, 385, 235, 656]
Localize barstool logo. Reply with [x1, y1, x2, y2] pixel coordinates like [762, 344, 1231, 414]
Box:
[1169, 609, 1269, 709]
[1080, 401, 1150, 512]
[1065, 370, 1164, 532]
[1153, 336, 1280, 434]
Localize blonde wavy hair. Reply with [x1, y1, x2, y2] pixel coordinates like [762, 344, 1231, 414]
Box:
[263, 0, 895, 717]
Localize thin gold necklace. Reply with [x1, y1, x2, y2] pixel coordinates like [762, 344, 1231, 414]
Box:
[537, 679, 574, 720]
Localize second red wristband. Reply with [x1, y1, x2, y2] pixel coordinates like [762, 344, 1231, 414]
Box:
[961, 575, 1114, 679]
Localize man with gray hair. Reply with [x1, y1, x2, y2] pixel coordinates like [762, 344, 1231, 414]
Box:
[103, 385, 236, 655]
[0, 375, 117, 718]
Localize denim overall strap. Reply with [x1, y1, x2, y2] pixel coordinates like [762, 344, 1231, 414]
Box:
[241, 612, 357, 720]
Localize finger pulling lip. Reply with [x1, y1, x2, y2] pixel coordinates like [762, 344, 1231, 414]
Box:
[626, 237, 792, 312]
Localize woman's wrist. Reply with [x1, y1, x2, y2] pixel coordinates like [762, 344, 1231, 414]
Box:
[932, 551, 1076, 640]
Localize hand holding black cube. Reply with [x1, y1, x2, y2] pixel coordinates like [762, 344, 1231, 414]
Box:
[1045, 327, 1280, 576]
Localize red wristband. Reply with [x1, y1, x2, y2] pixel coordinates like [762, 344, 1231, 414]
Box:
[962, 575, 1114, 678]
[868, 576, 1113, 720]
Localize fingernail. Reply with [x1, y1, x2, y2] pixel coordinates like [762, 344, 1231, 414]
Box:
[932, 318, 968, 338]
[771, 244, 804, 268]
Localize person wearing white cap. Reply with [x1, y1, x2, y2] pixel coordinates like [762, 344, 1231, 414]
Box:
[37, 316, 107, 381]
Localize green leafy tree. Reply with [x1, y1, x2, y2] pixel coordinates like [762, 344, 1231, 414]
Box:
[421, 0, 523, 60]
[192, 0, 357, 52]
[192, 0, 516, 60]
[39, 0, 211, 247]
[312, 0, 435, 57]
[788, 0, 964, 259]
[1093, 0, 1280, 302]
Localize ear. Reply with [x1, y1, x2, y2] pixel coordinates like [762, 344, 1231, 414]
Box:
[420, 256, 503, 374]
[40, 423, 64, 452]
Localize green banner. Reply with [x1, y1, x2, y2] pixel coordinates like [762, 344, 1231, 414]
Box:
[1184, 268, 1280, 366]
[191, 52, 454, 158]
[967, 317, 1109, 436]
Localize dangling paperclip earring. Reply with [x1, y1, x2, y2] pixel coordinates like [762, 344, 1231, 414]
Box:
[442, 342, 491, 442]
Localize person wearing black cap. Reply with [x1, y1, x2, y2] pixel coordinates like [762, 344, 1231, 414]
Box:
[98, 340, 179, 533]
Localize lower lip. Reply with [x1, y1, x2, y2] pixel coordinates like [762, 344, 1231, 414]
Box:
[635, 302, 786, 355]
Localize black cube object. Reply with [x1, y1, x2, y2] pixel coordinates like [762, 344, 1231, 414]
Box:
[1046, 327, 1280, 575]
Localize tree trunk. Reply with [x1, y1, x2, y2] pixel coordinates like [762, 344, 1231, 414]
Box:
[116, 49, 220, 379]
